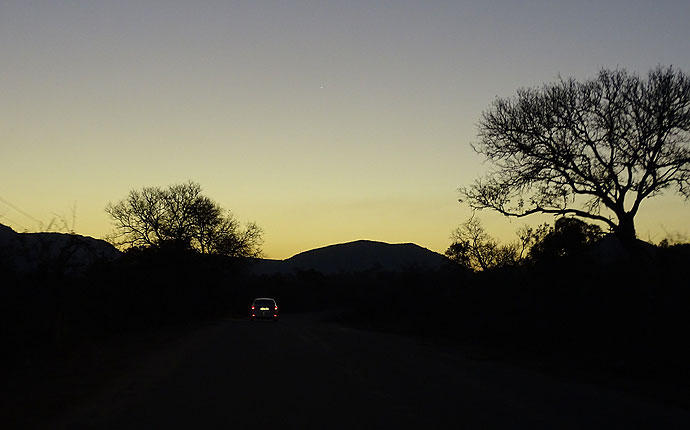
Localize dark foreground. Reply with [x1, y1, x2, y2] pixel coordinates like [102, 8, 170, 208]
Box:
[8, 313, 690, 429]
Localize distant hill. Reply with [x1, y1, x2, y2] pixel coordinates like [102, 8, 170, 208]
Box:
[0, 226, 450, 276]
[251, 240, 451, 275]
[0, 224, 121, 275]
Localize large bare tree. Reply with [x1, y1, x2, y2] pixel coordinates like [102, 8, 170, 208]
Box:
[461, 66, 690, 242]
[106, 181, 263, 257]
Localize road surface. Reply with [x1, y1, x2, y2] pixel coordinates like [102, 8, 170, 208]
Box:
[56, 313, 690, 429]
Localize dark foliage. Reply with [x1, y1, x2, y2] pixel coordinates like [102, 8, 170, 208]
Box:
[3, 232, 690, 398]
[528, 217, 604, 262]
[0, 246, 248, 368]
[328, 241, 690, 390]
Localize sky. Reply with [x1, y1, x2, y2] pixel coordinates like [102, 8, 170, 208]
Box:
[1, 0, 689, 259]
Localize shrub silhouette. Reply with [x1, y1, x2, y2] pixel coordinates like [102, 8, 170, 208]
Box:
[529, 217, 604, 263]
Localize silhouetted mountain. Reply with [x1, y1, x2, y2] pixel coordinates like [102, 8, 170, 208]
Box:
[251, 240, 450, 275]
[0, 224, 121, 275]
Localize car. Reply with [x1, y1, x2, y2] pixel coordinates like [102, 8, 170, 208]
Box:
[250, 297, 279, 321]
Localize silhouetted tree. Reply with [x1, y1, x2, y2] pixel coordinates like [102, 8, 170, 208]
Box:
[446, 217, 523, 271]
[105, 181, 263, 257]
[529, 217, 604, 262]
[460, 66, 690, 243]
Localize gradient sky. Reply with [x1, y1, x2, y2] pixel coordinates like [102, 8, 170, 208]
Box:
[2, 1, 689, 259]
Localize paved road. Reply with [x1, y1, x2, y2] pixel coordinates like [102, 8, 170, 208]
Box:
[62, 313, 690, 429]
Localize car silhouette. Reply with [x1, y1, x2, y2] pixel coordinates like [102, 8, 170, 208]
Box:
[250, 297, 279, 321]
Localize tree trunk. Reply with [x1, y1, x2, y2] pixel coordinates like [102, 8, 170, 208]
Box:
[614, 213, 637, 244]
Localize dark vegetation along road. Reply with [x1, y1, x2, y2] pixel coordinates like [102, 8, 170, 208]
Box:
[34, 312, 690, 430]
[4, 226, 690, 429]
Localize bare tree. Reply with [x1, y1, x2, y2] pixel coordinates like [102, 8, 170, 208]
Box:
[106, 181, 263, 257]
[461, 66, 690, 242]
[446, 216, 522, 271]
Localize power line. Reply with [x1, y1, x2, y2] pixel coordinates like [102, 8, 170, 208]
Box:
[0, 212, 28, 231]
[0, 196, 41, 224]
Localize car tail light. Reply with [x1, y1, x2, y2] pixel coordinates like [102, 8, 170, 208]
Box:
[251, 305, 255, 310]
[274, 306, 278, 311]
